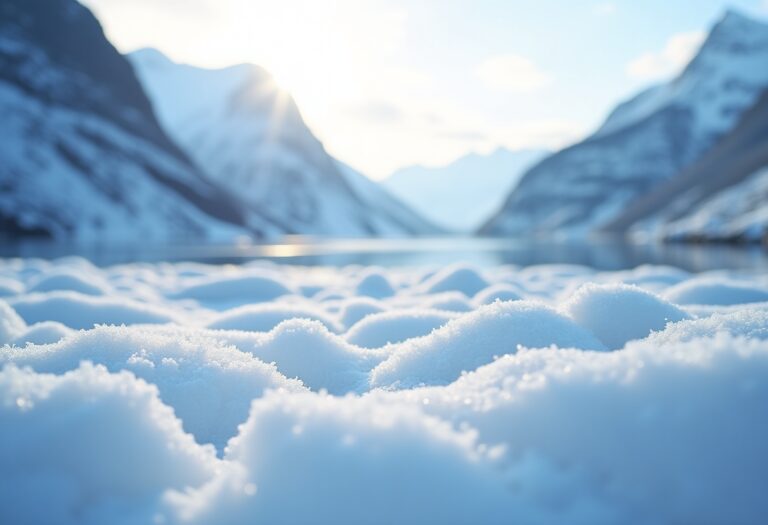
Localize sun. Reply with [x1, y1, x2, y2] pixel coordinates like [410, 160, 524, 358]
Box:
[224, 1, 362, 124]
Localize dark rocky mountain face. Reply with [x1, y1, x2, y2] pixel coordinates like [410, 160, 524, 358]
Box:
[0, 0, 176, 153]
[605, 89, 768, 241]
[0, 0, 255, 240]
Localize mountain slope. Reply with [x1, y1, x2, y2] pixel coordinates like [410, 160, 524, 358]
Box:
[129, 49, 438, 237]
[605, 89, 768, 242]
[482, 10, 768, 237]
[384, 148, 548, 232]
[0, 0, 260, 241]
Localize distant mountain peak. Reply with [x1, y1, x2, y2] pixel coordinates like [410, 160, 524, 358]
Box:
[482, 8, 768, 237]
[129, 47, 174, 67]
[718, 8, 768, 29]
[129, 52, 438, 237]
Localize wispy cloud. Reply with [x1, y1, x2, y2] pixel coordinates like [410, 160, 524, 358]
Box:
[626, 30, 705, 80]
[476, 54, 552, 94]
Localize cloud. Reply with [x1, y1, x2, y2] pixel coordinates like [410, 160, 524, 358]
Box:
[476, 54, 552, 94]
[626, 30, 706, 80]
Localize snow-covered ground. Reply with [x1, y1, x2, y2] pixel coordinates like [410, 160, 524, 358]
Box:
[2, 257, 768, 524]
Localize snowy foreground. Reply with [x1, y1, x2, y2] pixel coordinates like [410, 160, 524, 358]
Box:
[2, 258, 768, 524]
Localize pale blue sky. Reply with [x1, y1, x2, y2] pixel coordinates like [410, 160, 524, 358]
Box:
[83, 0, 768, 178]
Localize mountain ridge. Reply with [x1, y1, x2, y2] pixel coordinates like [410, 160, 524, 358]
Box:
[481, 9, 768, 238]
[129, 48, 440, 237]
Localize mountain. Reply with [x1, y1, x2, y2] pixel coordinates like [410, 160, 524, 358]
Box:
[482, 10, 768, 238]
[384, 148, 548, 232]
[129, 49, 439, 237]
[605, 88, 768, 242]
[0, 0, 259, 241]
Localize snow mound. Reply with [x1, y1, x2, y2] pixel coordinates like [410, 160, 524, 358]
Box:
[345, 309, 458, 348]
[0, 325, 304, 449]
[646, 309, 768, 344]
[224, 320, 386, 395]
[27, 270, 111, 296]
[338, 297, 387, 329]
[401, 334, 768, 525]
[473, 283, 523, 305]
[663, 278, 768, 305]
[420, 265, 490, 296]
[208, 303, 341, 333]
[166, 392, 514, 525]
[12, 321, 73, 346]
[0, 363, 218, 525]
[2, 258, 768, 523]
[564, 283, 690, 349]
[370, 301, 606, 389]
[354, 269, 396, 298]
[0, 300, 26, 344]
[612, 265, 691, 292]
[172, 274, 293, 304]
[414, 291, 473, 312]
[8, 292, 178, 329]
[0, 278, 24, 296]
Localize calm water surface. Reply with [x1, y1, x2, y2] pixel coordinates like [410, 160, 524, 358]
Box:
[1, 237, 767, 272]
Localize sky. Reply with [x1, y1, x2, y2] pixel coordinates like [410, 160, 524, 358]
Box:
[81, 0, 768, 179]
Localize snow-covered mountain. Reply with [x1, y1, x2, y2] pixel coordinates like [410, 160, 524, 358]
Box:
[0, 0, 260, 241]
[606, 88, 768, 242]
[384, 148, 548, 232]
[482, 10, 768, 238]
[129, 49, 439, 237]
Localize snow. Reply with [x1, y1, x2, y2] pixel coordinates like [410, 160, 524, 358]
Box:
[0, 299, 26, 344]
[1, 325, 305, 449]
[27, 269, 111, 296]
[473, 282, 523, 305]
[419, 264, 490, 296]
[0, 363, 218, 525]
[663, 277, 768, 305]
[9, 291, 179, 329]
[370, 301, 607, 389]
[564, 283, 690, 349]
[345, 309, 457, 348]
[2, 257, 768, 523]
[208, 303, 342, 333]
[172, 273, 293, 305]
[353, 268, 396, 299]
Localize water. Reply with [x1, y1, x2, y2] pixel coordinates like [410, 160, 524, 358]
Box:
[1, 237, 767, 272]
